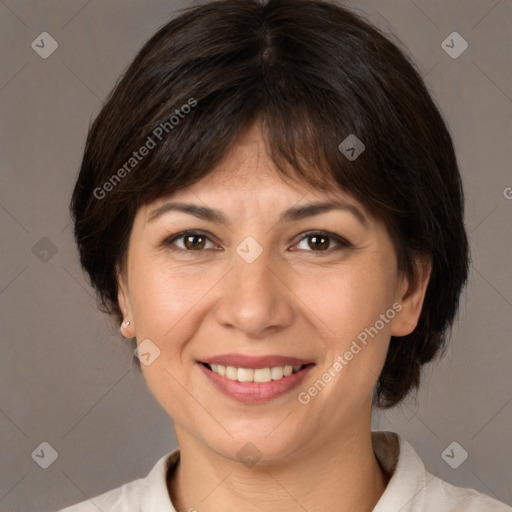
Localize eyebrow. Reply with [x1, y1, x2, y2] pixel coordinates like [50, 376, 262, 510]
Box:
[147, 200, 369, 227]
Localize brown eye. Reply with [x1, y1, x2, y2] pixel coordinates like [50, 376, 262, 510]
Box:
[164, 231, 216, 251]
[295, 231, 352, 253]
[307, 234, 330, 251]
[183, 233, 206, 250]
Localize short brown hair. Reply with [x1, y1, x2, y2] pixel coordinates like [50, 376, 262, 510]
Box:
[70, 0, 469, 408]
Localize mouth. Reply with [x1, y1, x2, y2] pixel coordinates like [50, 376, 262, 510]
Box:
[199, 362, 312, 383]
[197, 357, 315, 403]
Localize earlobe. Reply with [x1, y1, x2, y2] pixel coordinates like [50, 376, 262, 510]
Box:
[391, 256, 432, 337]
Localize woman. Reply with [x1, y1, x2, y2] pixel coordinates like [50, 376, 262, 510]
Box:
[58, 0, 511, 510]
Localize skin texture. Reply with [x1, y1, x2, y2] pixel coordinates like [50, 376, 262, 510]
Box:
[117, 123, 431, 512]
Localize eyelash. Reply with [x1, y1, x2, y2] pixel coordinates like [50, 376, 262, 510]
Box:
[163, 230, 353, 254]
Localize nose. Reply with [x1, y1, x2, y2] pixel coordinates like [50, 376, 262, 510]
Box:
[213, 245, 295, 338]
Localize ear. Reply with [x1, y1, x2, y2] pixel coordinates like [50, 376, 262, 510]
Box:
[116, 264, 135, 338]
[391, 256, 432, 337]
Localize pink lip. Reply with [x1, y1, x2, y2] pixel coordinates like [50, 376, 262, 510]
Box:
[197, 361, 315, 404]
[200, 354, 314, 369]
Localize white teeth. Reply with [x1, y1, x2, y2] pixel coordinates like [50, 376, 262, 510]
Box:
[270, 366, 283, 380]
[237, 368, 254, 382]
[208, 363, 304, 382]
[254, 368, 272, 383]
[226, 366, 238, 379]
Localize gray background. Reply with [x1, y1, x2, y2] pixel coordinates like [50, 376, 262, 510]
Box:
[0, 0, 511, 510]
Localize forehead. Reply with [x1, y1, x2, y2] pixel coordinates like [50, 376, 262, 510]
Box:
[146, 123, 354, 212]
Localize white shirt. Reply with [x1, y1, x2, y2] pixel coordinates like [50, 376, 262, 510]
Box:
[57, 431, 511, 511]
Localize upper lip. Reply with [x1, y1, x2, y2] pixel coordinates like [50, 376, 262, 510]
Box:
[200, 354, 314, 369]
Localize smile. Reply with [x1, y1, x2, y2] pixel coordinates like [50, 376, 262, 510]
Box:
[197, 359, 315, 403]
[204, 363, 305, 383]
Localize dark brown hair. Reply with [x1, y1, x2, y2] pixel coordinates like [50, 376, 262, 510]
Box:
[70, 0, 469, 408]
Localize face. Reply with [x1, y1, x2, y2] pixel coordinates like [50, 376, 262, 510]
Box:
[117, 123, 429, 464]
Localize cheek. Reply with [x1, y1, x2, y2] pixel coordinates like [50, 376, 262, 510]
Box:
[129, 263, 202, 415]
[294, 258, 398, 346]
[129, 258, 209, 339]
[303, 273, 396, 399]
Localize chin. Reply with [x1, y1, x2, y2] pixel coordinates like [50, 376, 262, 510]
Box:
[202, 425, 305, 467]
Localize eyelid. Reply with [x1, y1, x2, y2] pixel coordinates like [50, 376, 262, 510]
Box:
[293, 230, 353, 250]
[163, 229, 353, 253]
[164, 229, 220, 251]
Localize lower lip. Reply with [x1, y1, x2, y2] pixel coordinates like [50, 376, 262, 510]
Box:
[197, 363, 315, 404]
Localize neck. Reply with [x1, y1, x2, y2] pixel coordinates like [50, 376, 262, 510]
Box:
[168, 426, 390, 512]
